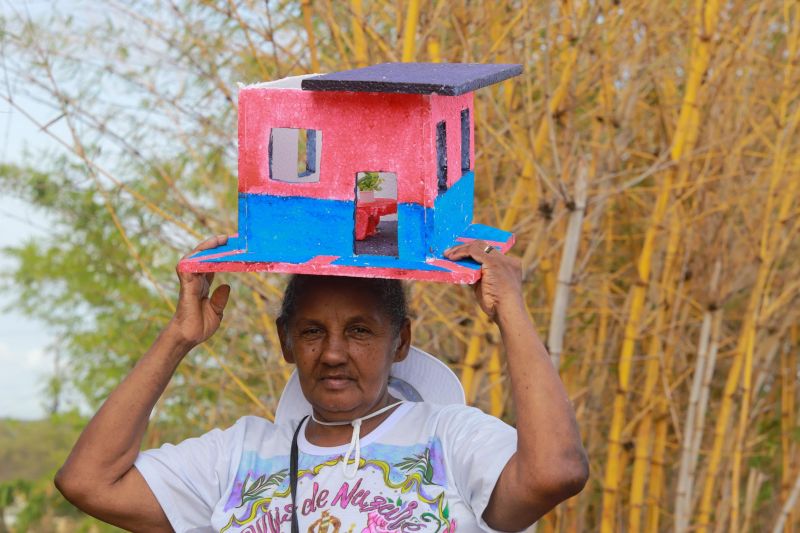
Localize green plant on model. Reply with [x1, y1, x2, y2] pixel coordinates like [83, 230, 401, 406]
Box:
[357, 171, 383, 192]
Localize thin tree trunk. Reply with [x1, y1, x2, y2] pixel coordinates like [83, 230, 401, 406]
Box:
[774, 474, 800, 533]
[742, 468, 765, 533]
[781, 328, 798, 533]
[675, 260, 722, 532]
[688, 314, 721, 514]
[548, 162, 587, 369]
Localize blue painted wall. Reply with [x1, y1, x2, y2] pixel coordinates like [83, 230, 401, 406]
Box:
[242, 194, 354, 262]
[236, 193, 432, 262]
[189, 168, 511, 276]
[397, 203, 427, 260]
[429, 171, 475, 255]
[214, 172, 480, 264]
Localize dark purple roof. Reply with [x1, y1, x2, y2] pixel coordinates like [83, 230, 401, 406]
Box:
[301, 62, 522, 96]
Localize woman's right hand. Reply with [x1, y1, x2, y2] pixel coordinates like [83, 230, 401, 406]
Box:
[168, 235, 231, 348]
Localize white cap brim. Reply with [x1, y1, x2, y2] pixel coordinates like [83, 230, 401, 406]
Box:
[275, 346, 465, 424]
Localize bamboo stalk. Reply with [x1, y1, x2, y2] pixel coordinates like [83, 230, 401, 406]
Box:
[742, 468, 765, 533]
[780, 330, 798, 533]
[301, 0, 320, 72]
[791, 325, 799, 533]
[774, 474, 800, 533]
[697, 308, 756, 530]
[350, 0, 367, 67]
[547, 163, 587, 369]
[629, 215, 681, 532]
[692, 312, 721, 484]
[671, 0, 722, 185]
[401, 0, 420, 62]
[460, 319, 488, 405]
[646, 404, 669, 533]
[487, 345, 504, 417]
[322, 0, 351, 69]
[427, 38, 441, 62]
[675, 260, 722, 532]
[628, 339, 657, 533]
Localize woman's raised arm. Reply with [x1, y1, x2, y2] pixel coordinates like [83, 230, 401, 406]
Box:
[444, 240, 589, 531]
[54, 235, 231, 532]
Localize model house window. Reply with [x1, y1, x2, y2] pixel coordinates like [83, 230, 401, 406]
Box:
[436, 120, 447, 193]
[269, 127, 322, 183]
[461, 108, 471, 172]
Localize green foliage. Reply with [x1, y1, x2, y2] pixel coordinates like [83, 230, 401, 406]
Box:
[0, 6, 304, 526]
[0, 413, 83, 483]
[357, 172, 384, 192]
[0, 163, 172, 410]
[0, 413, 121, 532]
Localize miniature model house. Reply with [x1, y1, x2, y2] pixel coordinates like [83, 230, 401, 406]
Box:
[180, 63, 522, 283]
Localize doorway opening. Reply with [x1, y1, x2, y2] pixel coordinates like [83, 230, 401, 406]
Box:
[354, 171, 398, 256]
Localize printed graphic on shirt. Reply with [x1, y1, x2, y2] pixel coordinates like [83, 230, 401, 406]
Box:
[219, 439, 456, 533]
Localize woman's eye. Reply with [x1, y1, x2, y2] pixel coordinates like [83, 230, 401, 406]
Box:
[350, 326, 372, 337]
[300, 327, 323, 337]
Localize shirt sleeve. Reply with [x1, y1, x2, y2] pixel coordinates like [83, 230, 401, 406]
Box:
[134, 417, 248, 533]
[438, 404, 519, 532]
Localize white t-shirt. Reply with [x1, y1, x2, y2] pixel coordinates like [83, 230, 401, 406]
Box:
[135, 402, 517, 533]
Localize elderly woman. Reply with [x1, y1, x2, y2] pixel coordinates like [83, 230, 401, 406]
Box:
[55, 235, 588, 532]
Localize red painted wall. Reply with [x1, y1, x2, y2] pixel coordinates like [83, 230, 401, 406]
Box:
[239, 88, 432, 205]
[238, 87, 474, 208]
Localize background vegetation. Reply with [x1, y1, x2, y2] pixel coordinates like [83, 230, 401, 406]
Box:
[1, 0, 798, 531]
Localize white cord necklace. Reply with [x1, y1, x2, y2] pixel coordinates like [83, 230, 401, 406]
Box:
[311, 401, 404, 478]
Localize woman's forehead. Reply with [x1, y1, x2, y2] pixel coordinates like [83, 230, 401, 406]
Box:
[292, 278, 385, 316]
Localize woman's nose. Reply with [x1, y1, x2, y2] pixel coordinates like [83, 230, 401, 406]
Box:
[319, 334, 348, 365]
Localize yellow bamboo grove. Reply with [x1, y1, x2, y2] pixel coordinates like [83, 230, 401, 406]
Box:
[243, 2, 797, 529]
[278, 2, 800, 530]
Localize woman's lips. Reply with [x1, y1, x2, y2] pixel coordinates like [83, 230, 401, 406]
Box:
[320, 376, 354, 389]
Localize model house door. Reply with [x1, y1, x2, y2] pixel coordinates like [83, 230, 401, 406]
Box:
[354, 171, 398, 256]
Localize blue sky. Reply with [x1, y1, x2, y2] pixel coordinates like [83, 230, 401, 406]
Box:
[0, 108, 55, 419]
[0, 0, 80, 419]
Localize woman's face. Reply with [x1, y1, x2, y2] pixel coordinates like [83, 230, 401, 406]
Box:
[278, 278, 410, 421]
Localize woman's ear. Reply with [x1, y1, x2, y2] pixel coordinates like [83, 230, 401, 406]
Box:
[276, 319, 295, 364]
[393, 318, 412, 363]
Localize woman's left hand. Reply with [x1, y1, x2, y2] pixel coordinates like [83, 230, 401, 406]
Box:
[444, 241, 524, 322]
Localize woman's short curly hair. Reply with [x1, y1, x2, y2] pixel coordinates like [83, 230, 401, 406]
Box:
[276, 275, 408, 334]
